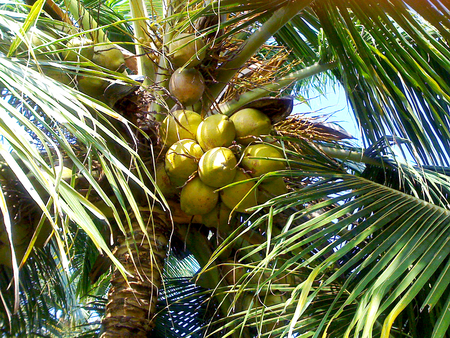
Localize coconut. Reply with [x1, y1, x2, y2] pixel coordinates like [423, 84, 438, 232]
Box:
[220, 169, 258, 213]
[92, 45, 125, 71]
[77, 75, 108, 97]
[196, 114, 236, 151]
[230, 108, 272, 145]
[63, 37, 94, 61]
[155, 162, 178, 199]
[0, 222, 32, 247]
[180, 177, 218, 215]
[0, 242, 27, 268]
[20, 31, 56, 60]
[0, 244, 12, 267]
[258, 177, 288, 203]
[198, 147, 237, 188]
[164, 139, 204, 187]
[33, 219, 53, 249]
[202, 202, 233, 234]
[43, 68, 73, 85]
[241, 143, 286, 179]
[169, 33, 206, 67]
[169, 68, 205, 106]
[15, 223, 33, 246]
[236, 292, 255, 312]
[159, 110, 202, 148]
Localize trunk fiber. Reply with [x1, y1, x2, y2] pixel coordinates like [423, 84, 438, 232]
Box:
[101, 208, 169, 338]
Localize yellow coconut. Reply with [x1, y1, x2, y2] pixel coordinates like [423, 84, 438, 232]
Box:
[169, 68, 205, 106]
[63, 37, 94, 61]
[230, 108, 272, 145]
[180, 177, 218, 215]
[92, 45, 125, 71]
[159, 110, 202, 148]
[202, 202, 233, 234]
[198, 147, 237, 188]
[155, 162, 178, 199]
[165, 139, 204, 187]
[196, 114, 236, 151]
[169, 33, 206, 67]
[220, 169, 258, 213]
[258, 177, 288, 204]
[241, 143, 286, 179]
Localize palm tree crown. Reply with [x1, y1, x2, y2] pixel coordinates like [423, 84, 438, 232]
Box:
[1, 0, 450, 337]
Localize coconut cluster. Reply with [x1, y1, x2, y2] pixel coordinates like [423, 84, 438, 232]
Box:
[27, 34, 126, 97]
[63, 38, 126, 97]
[158, 108, 289, 229]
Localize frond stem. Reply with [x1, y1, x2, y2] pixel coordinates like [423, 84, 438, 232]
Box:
[129, 0, 156, 82]
[218, 61, 337, 115]
[207, 0, 313, 105]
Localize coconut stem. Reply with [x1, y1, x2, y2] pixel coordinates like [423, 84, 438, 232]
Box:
[207, 0, 313, 104]
[218, 61, 338, 116]
[129, 0, 156, 82]
[148, 0, 184, 116]
[319, 145, 382, 167]
[64, 0, 108, 43]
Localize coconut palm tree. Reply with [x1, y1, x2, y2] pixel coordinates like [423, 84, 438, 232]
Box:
[1, 0, 450, 337]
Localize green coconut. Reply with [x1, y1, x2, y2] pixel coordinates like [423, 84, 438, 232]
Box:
[77, 75, 108, 97]
[0, 244, 11, 267]
[0, 242, 27, 268]
[220, 169, 258, 213]
[33, 219, 53, 249]
[196, 114, 236, 151]
[169, 68, 205, 106]
[180, 177, 218, 215]
[241, 143, 286, 179]
[202, 202, 233, 233]
[12, 222, 33, 246]
[198, 147, 237, 188]
[230, 108, 272, 145]
[159, 110, 202, 148]
[0, 222, 32, 247]
[258, 177, 288, 203]
[168, 33, 206, 67]
[44, 69, 73, 85]
[19, 31, 57, 60]
[155, 163, 178, 198]
[165, 139, 204, 187]
[92, 44, 125, 71]
[236, 292, 254, 312]
[63, 37, 94, 61]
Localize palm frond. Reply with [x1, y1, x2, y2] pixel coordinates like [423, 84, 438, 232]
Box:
[310, 0, 450, 166]
[202, 135, 450, 337]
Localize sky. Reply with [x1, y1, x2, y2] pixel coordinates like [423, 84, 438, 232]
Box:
[295, 83, 423, 165]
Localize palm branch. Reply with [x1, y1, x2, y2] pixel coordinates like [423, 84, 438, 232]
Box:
[0, 0, 450, 337]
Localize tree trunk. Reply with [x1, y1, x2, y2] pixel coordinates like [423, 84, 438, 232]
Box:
[101, 207, 170, 337]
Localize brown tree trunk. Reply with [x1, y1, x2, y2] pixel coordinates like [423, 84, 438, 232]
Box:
[100, 207, 170, 338]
